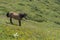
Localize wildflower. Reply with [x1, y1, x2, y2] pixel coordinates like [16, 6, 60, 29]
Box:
[13, 33, 19, 38]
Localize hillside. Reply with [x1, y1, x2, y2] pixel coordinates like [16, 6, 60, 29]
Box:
[0, 0, 60, 40]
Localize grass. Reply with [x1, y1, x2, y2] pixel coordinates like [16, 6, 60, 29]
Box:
[0, 0, 60, 40]
[0, 15, 60, 40]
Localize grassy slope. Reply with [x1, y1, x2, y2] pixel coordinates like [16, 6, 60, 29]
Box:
[0, 15, 60, 40]
[0, 0, 60, 40]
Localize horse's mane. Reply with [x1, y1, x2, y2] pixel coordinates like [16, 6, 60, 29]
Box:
[19, 13, 27, 18]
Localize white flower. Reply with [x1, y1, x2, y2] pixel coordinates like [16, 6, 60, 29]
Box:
[48, 31, 50, 33]
[13, 33, 19, 37]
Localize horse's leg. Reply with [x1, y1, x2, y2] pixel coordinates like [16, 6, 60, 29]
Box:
[19, 20, 21, 26]
[10, 17, 13, 24]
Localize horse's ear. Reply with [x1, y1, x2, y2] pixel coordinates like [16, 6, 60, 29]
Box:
[6, 12, 10, 17]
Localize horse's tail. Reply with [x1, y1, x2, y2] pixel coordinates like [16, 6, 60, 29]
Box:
[6, 12, 10, 17]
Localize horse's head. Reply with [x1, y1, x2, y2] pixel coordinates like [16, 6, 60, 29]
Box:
[6, 12, 10, 17]
[23, 13, 27, 17]
[23, 13, 27, 19]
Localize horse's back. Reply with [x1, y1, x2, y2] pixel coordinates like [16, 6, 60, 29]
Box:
[10, 12, 20, 20]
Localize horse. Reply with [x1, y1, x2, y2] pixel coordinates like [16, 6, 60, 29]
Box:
[6, 12, 27, 26]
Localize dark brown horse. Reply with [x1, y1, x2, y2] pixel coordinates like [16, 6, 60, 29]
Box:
[6, 12, 27, 26]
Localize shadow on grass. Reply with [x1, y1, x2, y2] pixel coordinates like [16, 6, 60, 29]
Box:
[6, 22, 19, 26]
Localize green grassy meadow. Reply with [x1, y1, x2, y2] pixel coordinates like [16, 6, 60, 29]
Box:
[0, 0, 60, 40]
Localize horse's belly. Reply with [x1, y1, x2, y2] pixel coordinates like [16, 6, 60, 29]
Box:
[12, 16, 20, 20]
